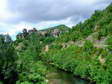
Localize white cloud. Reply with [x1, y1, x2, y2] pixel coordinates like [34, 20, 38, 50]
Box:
[0, 0, 11, 20]
[4, 17, 73, 35]
[0, 0, 21, 23]
[0, 0, 111, 40]
[36, 17, 74, 30]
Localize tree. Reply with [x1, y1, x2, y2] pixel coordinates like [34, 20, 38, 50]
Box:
[23, 29, 28, 38]
[0, 34, 17, 84]
[0, 35, 5, 43]
[4, 34, 12, 43]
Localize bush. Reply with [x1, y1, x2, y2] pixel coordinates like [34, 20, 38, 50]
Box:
[106, 35, 112, 45]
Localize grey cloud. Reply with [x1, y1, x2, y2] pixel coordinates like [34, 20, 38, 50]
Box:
[7, 0, 112, 24]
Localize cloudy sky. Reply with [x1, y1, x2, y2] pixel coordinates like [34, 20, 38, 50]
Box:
[0, 0, 111, 39]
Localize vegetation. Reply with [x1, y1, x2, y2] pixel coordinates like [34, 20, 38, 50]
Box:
[0, 4, 112, 84]
[0, 35, 17, 84]
[40, 4, 112, 84]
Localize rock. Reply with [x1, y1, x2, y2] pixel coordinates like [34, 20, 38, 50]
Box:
[28, 28, 38, 35]
[52, 29, 60, 37]
[40, 31, 48, 37]
[17, 28, 38, 39]
[61, 43, 68, 48]
[44, 45, 49, 52]
[98, 56, 106, 65]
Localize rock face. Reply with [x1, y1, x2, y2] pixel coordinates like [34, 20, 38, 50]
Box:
[51, 29, 60, 37]
[16, 25, 70, 39]
[17, 28, 28, 39]
[40, 31, 49, 37]
[28, 28, 38, 35]
[17, 28, 38, 39]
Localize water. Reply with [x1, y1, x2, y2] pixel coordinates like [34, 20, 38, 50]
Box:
[46, 66, 90, 84]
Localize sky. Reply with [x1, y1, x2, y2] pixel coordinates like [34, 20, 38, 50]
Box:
[0, 0, 112, 40]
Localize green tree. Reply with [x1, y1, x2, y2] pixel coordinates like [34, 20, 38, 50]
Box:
[0, 35, 17, 84]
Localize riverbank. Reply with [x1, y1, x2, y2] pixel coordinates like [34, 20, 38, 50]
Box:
[45, 64, 91, 84]
[40, 44, 110, 84]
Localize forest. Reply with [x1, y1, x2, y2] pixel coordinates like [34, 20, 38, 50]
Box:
[0, 4, 112, 84]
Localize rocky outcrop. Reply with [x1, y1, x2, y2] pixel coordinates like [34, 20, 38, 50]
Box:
[17, 28, 38, 39]
[51, 29, 60, 37]
[40, 31, 49, 37]
[16, 25, 70, 39]
[39, 25, 70, 37]
[17, 28, 28, 39]
[28, 28, 38, 35]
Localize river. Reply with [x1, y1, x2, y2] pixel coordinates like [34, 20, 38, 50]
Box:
[46, 66, 90, 84]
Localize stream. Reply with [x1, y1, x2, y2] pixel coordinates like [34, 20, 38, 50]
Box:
[46, 66, 90, 84]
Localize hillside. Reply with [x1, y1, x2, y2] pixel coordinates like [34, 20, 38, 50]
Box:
[41, 4, 112, 84]
[40, 24, 70, 32]
[40, 4, 112, 83]
[0, 4, 112, 84]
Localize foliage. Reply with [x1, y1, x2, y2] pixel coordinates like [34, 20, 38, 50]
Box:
[106, 35, 112, 45]
[15, 33, 48, 84]
[0, 35, 17, 84]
